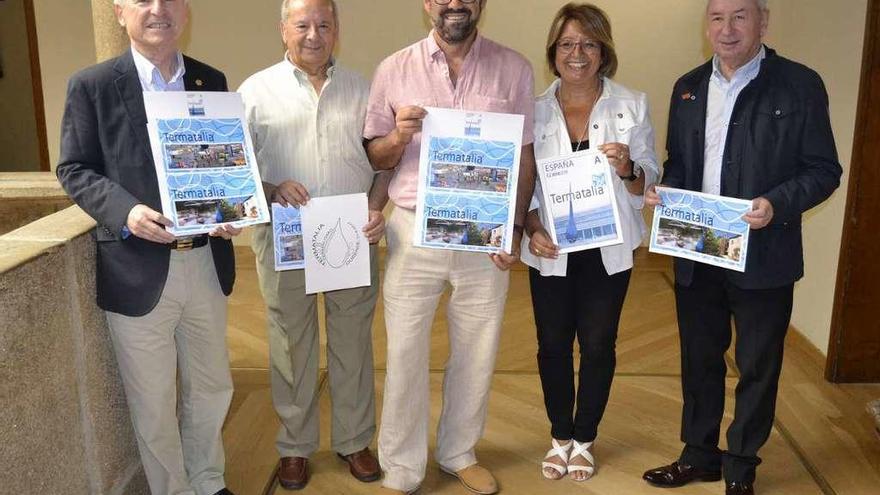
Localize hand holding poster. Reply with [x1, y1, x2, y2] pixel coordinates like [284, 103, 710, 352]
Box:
[300, 193, 370, 294]
[649, 187, 752, 272]
[536, 150, 623, 254]
[144, 92, 270, 236]
[272, 203, 304, 271]
[414, 107, 524, 254]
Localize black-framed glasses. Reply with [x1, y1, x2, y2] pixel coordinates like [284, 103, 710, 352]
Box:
[433, 0, 478, 5]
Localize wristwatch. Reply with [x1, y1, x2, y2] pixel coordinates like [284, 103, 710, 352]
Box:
[620, 160, 641, 182]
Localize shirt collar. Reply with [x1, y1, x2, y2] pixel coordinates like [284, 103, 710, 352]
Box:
[284, 52, 336, 86]
[712, 44, 766, 84]
[426, 29, 483, 62]
[131, 46, 185, 88]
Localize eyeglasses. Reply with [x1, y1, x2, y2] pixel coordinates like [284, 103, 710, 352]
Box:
[433, 0, 478, 5]
[556, 39, 601, 54]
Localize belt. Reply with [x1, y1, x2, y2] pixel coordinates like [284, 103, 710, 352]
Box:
[170, 235, 209, 251]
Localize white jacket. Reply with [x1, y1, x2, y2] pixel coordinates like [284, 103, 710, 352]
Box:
[521, 78, 659, 276]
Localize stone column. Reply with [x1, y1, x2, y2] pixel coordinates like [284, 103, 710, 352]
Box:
[90, 0, 129, 63]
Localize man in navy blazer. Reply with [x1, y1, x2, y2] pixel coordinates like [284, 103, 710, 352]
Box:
[642, 1, 841, 494]
[56, 1, 238, 494]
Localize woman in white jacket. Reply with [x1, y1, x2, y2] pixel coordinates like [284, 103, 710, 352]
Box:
[523, 2, 659, 482]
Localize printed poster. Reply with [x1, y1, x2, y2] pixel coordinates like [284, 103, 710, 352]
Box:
[300, 193, 370, 294]
[414, 107, 524, 254]
[649, 187, 752, 272]
[272, 203, 304, 271]
[144, 91, 270, 236]
[536, 150, 623, 254]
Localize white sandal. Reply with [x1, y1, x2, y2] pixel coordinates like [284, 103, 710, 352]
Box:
[541, 438, 572, 480]
[568, 440, 595, 481]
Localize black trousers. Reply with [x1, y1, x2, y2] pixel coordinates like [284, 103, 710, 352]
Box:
[675, 263, 793, 484]
[529, 248, 631, 443]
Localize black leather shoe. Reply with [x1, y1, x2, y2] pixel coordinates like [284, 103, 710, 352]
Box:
[643, 461, 722, 487]
[726, 481, 754, 494]
[213, 489, 235, 495]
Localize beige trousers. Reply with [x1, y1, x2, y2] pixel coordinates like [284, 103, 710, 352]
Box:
[252, 223, 378, 458]
[106, 245, 232, 495]
[379, 208, 510, 492]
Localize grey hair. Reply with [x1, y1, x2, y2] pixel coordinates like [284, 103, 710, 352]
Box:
[113, 0, 190, 5]
[707, 0, 768, 10]
[281, 0, 339, 25]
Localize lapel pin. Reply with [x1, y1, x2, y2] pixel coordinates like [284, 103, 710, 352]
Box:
[682, 92, 696, 100]
[195, 79, 204, 87]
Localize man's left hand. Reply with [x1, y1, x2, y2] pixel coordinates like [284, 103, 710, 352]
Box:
[743, 197, 775, 229]
[209, 224, 243, 239]
[490, 229, 521, 271]
[363, 210, 385, 244]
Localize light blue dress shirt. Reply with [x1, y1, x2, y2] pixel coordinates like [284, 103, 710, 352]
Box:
[702, 46, 766, 195]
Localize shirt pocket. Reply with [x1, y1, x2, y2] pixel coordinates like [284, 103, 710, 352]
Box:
[535, 118, 560, 144]
[467, 94, 511, 113]
[594, 113, 637, 146]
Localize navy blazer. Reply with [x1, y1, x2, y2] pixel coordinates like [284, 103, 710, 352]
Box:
[57, 51, 235, 316]
[662, 47, 842, 290]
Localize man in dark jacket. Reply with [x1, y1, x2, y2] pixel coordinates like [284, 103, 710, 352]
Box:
[642, 1, 842, 494]
[56, 1, 238, 494]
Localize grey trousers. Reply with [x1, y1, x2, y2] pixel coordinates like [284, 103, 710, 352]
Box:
[252, 223, 378, 458]
[106, 245, 233, 495]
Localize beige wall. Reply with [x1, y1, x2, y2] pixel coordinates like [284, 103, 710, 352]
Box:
[765, 0, 867, 354]
[0, 0, 41, 171]
[32, 1, 866, 354]
[33, 0, 97, 169]
[182, 0, 708, 162]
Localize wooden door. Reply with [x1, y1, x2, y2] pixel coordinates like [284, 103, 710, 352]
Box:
[826, 0, 880, 383]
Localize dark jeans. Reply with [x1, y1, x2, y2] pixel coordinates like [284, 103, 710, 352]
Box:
[675, 263, 793, 484]
[528, 248, 631, 443]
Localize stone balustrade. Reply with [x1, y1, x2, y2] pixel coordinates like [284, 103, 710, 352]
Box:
[0, 172, 72, 235]
[0, 203, 148, 494]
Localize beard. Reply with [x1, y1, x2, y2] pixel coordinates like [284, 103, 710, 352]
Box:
[433, 8, 479, 44]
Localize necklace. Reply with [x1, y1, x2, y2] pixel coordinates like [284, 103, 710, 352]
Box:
[563, 79, 603, 153]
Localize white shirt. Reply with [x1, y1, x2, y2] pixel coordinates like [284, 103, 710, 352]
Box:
[131, 46, 185, 92]
[522, 78, 660, 276]
[703, 46, 766, 194]
[238, 56, 376, 197]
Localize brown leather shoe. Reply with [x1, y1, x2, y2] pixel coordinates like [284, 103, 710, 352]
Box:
[726, 481, 755, 494]
[642, 461, 721, 487]
[278, 457, 309, 490]
[337, 447, 381, 482]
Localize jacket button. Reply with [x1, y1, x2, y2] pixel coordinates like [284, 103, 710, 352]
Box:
[775, 109, 782, 116]
[593, 124, 599, 129]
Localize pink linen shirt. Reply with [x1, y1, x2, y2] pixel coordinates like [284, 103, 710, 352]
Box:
[364, 31, 535, 210]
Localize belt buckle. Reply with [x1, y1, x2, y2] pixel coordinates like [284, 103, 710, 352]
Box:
[175, 238, 194, 251]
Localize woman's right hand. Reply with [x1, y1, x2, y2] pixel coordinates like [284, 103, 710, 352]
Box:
[529, 227, 560, 259]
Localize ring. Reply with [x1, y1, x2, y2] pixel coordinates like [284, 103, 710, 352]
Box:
[535, 248, 541, 256]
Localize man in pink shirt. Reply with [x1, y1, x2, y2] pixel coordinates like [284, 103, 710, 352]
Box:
[363, 1, 536, 493]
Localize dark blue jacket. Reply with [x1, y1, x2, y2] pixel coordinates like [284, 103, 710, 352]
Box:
[662, 47, 842, 289]
[57, 51, 235, 316]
